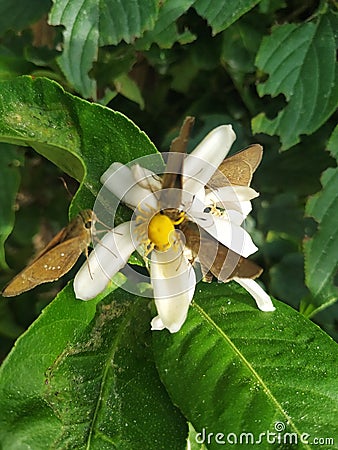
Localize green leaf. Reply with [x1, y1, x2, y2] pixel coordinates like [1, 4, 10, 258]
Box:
[0, 46, 36, 79]
[0, 301, 25, 339]
[114, 73, 145, 109]
[49, 0, 159, 97]
[303, 125, 338, 317]
[0, 76, 157, 216]
[193, 0, 261, 35]
[221, 19, 262, 75]
[0, 283, 187, 449]
[0, 145, 24, 269]
[153, 282, 338, 449]
[258, 192, 305, 239]
[0, 0, 51, 35]
[252, 11, 338, 149]
[136, 0, 196, 50]
[255, 127, 335, 197]
[269, 252, 309, 308]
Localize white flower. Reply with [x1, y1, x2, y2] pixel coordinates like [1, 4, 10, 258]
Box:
[74, 124, 274, 333]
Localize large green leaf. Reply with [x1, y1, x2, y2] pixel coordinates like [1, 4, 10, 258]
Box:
[0, 145, 23, 269]
[0, 282, 187, 449]
[0, 0, 51, 35]
[153, 282, 338, 450]
[49, 0, 159, 97]
[0, 76, 157, 216]
[303, 125, 338, 317]
[252, 10, 338, 149]
[193, 0, 261, 35]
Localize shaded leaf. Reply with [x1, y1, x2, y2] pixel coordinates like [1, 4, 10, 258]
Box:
[136, 0, 196, 50]
[0, 46, 36, 79]
[269, 252, 309, 308]
[221, 19, 263, 75]
[0, 282, 187, 449]
[153, 282, 338, 449]
[255, 126, 335, 196]
[252, 11, 338, 149]
[49, 0, 159, 97]
[114, 73, 145, 109]
[0, 301, 25, 339]
[194, 0, 261, 35]
[257, 192, 305, 239]
[303, 125, 338, 317]
[0, 0, 51, 35]
[0, 145, 24, 269]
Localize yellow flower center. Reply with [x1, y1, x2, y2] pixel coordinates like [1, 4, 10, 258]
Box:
[148, 213, 175, 251]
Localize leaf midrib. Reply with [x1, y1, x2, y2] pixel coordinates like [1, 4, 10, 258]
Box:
[193, 302, 312, 450]
[85, 299, 140, 449]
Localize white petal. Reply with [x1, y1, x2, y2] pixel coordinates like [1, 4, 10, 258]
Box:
[100, 162, 157, 209]
[204, 186, 257, 222]
[205, 185, 259, 204]
[131, 164, 162, 191]
[74, 222, 137, 300]
[234, 277, 275, 312]
[191, 212, 258, 257]
[150, 246, 196, 333]
[226, 209, 247, 226]
[183, 125, 236, 195]
[222, 200, 252, 218]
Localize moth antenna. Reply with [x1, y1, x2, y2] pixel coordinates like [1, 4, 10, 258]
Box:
[91, 232, 118, 259]
[94, 216, 113, 231]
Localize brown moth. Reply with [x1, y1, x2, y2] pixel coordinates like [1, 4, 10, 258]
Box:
[160, 115, 195, 209]
[160, 117, 263, 283]
[2, 209, 94, 297]
[207, 143, 263, 188]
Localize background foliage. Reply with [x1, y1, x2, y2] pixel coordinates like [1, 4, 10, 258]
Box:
[0, 0, 337, 449]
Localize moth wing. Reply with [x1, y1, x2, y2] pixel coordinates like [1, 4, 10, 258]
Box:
[182, 221, 262, 282]
[198, 233, 262, 281]
[29, 226, 69, 263]
[160, 116, 195, 208]
[2, 237, 87, 297]
[208, 144, 263, 188]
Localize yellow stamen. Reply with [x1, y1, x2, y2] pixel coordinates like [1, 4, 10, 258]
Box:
[148, 213, 175, 251]
[172, 211, 185, 225]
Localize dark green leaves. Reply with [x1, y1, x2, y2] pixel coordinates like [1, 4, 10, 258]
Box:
[49, 0, 262, 97]
[0, 146, 23, 269]
[0, 0, 51, 35]
[253, 10, 338, 149]
[49, 0, 159, 97]
[194, 0, 261, 34]
[153, 282, 338, 449]
[303, 125, 338, 316]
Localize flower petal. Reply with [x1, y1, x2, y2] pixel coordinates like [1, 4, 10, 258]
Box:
[205, 185, 259, 204]
[222, 200, 252, 218]
[225, 209, 247, 226]
[234, 277, 275, 312]
[191, 212, 258, 257]
[100, 162, 157, 209]
[150, 246, 196, 333]
[183, 125, 236, 195]
[130, 164, 162, 191]
[74, 222, 137, 300]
